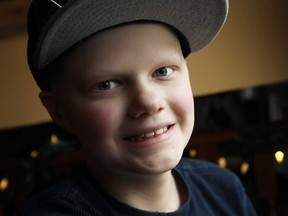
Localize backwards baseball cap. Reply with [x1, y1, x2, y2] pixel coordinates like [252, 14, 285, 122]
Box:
[27, 0, 228, 90]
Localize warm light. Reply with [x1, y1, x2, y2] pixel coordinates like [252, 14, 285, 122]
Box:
[30, 150, 39, 158]
[188, 149, 197, 158]
[275, 151, 285, 164]
[50, 134, 59, 145]
[0, 178, 9, 191]
[240, 162, 249, 175]
[218, 157, 227, 168]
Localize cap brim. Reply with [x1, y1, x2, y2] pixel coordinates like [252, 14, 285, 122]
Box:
[34, 0, 228, 69]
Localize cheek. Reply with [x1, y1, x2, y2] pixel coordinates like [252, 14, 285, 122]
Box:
[174, 83, 194, 118]
[67, 103, 121, 145]
[170, 82, 195, 133]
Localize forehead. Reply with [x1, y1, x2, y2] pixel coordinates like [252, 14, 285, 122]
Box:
[51, 23, 183, 88]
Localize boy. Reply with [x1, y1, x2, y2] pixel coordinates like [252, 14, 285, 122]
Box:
[22, 0, 257, 215]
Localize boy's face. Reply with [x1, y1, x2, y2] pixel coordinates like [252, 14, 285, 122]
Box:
[45, 23, 194, 177]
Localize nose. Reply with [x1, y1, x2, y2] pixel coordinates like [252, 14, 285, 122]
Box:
[127, 83, 164, 119]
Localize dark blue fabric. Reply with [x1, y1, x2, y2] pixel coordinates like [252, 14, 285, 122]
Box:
[20, 158, 257, 215]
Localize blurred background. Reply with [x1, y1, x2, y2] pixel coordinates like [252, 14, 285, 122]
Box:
[0, 0, 288, 215]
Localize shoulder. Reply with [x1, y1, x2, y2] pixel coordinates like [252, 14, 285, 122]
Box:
[175, 158, 257, 215]
[20, 175, 104, 215]
[34, 175, 96, 201]
[176, 157, 239, 183]
[176, 158, 246, 200]
[176, 157, 243, 192]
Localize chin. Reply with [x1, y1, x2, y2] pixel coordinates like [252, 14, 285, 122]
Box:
[134, 152, 183, 175]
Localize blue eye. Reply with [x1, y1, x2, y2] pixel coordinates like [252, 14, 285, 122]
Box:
[96, 80, 119, 91]
[153, 67, 174, 77]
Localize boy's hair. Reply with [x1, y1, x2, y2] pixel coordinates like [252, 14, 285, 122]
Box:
[27, 0, 228, 91]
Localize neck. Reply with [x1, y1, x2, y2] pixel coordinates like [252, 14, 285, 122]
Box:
[91, 168, 187, 212]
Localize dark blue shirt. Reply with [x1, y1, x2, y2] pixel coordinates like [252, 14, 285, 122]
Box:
[21, 158, 257, 215]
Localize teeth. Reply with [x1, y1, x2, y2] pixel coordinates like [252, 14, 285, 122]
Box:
[128, 126, 168, 141]
[145, 132, 155, 138]
[155, 128, 164, 135]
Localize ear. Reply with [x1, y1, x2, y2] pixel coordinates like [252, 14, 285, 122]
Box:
[39, 91, 74, 133]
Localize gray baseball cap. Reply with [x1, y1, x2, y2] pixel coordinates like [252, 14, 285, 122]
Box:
[27, 0, 228, 90]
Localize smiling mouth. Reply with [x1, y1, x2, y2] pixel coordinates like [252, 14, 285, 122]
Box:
[125, 125, 172, 142]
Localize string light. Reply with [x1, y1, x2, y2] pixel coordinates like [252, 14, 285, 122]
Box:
[188, 149, 197, 158]
[30, 150, 39, 158]
[275, 151, 285, 164]
[50, 134, 59, 145]
[0, 178, 9, 191]
[240, 162, 249, 175]
[218, 157, 227, 168]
